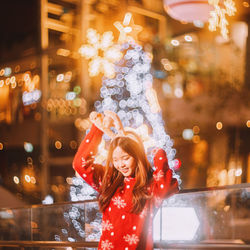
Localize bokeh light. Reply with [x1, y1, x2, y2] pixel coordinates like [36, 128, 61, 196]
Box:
[216, 122, 223, 130]
[55, 141, 62, 149]
[13, 176, 20, 184]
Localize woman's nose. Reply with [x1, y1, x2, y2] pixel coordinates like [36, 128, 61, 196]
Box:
[118, 160, 125, 168]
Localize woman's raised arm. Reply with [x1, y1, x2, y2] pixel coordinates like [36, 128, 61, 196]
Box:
[151, 148, 179, 207]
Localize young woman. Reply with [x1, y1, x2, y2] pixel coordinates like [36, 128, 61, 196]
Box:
[73, 111, 179, 250]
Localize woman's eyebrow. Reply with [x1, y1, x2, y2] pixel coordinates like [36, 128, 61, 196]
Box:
[113, 154, 129, 160]
[121, 153, 129, 157]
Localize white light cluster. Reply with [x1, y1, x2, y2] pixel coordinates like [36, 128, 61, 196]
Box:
[22, 89, 42, 106]
[24, 142, 34, 152]
[70, 177, 97, 202]
[66, 91, 76, 101]
[42, 195, 54, 204]
[79, 28, 123, 78]
[66, 176, 101, 241]
[94, 42, 181, 183]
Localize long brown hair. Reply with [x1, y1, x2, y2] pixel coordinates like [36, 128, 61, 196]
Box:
[99, 131, 153, 214]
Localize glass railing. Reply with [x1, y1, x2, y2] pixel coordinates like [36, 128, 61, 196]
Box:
[0, 183, 250, 249]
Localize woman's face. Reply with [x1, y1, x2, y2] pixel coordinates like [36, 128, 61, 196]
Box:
[112, 146, 136, 177]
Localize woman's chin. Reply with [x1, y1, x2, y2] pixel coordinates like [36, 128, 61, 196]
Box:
[121, 170, 131, 177]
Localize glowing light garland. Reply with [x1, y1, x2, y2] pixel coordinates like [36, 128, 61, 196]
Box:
[79, 29, 123, 78]
[208, 0, 237, 39]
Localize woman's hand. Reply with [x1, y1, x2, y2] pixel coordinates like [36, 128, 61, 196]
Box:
[89, 111, 116, 139]
[89, 111, 104, 131]
[104, 110, 125, 136]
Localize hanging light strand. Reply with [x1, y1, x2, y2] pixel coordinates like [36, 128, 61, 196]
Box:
[208, 0, 237, 39]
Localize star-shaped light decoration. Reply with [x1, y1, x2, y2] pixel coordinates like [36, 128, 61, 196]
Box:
[114, 12, 143, 44]
[79, 28, 123, 78]
[208, 0, 237, 40]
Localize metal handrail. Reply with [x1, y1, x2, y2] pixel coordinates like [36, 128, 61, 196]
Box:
[178, 182, 250, 194]
[0, 241, 98, 250]
[0, 241, 98, 247]
[1, 184, 250, 249]
[1, 182, 250, 211]
[0, 241, 249, 249]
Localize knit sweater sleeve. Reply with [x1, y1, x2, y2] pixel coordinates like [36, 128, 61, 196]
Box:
[72, 124, 104, 192]
[152, 149, 179, 204]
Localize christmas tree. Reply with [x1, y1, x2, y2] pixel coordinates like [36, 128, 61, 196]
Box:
[94, 41, 180, 175]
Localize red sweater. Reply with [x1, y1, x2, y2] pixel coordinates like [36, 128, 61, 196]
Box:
[73, 125, 179, 250]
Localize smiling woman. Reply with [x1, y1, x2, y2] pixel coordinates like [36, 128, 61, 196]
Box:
[72, 110, 179, 249]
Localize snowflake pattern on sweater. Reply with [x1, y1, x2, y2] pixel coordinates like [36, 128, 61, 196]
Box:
[153, 169, 164, 181]
[124, 234, 139, 245]
[112, 196, 127, 209]
[101, 239, 114, 250]
[101, 220, 114, 231]
[73, 125, 179, 250]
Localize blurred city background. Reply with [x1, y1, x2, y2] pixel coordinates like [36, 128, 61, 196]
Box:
[0, 0, 249, 209]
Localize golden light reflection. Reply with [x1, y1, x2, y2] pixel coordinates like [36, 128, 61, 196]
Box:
[246, 120, 250, 128]
[30, 176, 36, 184]
[25, 174, 31, 183]
[193, 125, 200, 134]
[11, 82, 17, 89]
[55, 140, 62, 149]
[0, 143, 3, 150]
[5, 78, 10, 85]
[216, 122, 223, 130]
[69, 140, 77, 149]
[10, 76, 16, 83]
[184, 35, 192, 42]
[243, 1, 249, 7]
[34, 112, 41, 121]
[57, 48, 70, 57]
[171, 39, 180, 46]
[14, 65, 20, 73]
[192, 135, 200, 143]
[164, 63, 173, 71]
[13, 176, 19, 184]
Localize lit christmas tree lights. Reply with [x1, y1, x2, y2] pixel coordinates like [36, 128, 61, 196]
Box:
[94, 42, 181, 174]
